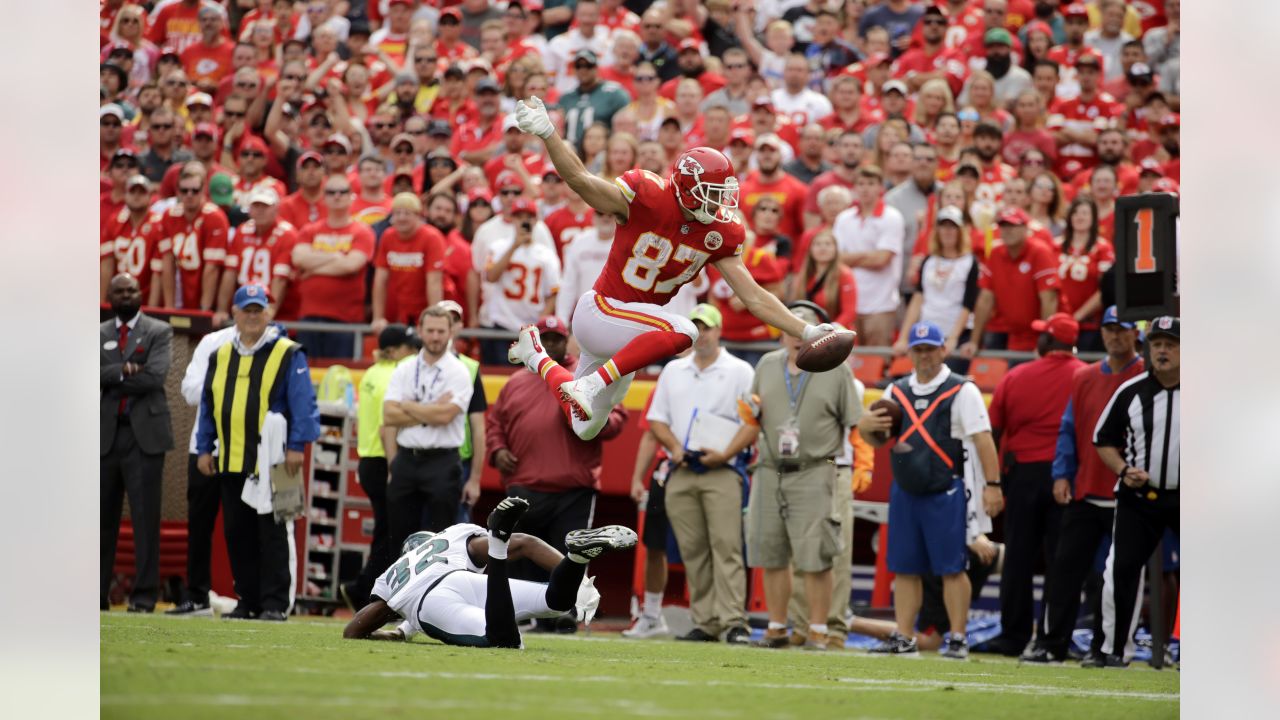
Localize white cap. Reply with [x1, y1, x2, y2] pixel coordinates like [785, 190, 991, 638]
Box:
[882, 79, 908, 96]
[184, 92, 213, 107]
[248, 187, 280, 206]
[502, 114, 520, 132]
[937, 205, 964, 226]
[754, 132, 783, 150]
[100, 104, 125, 120]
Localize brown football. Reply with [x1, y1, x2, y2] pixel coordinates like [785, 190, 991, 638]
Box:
[868, 397, 904, 441]
[795, 330, 856, 372]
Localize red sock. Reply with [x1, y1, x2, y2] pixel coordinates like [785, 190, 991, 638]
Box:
[535, 356, 577, 422]
[594, 331, 693, 385]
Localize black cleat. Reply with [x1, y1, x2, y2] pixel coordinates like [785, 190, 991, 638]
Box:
[164, 600, 211, 616]
[487, 497, 530, 541]
[223, 605, 255, 620]
[724, 626, 752, 645]
[676, 628, 719, 642]
[258, 610, 288, 622]
[565, 525, 638, 560]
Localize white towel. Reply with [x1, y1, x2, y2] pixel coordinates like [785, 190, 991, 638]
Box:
[241, 412, 288, 514]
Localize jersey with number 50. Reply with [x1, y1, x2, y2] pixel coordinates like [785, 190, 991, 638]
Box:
[370, 523, 487, 619]
[593, 168, 745, 306]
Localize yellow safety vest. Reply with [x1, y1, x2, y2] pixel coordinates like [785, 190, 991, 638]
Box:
[208, 336, 298, 474]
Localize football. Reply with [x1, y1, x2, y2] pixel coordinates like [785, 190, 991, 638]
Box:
[868, 397, 904, 442]
[795, 330, 856, 372]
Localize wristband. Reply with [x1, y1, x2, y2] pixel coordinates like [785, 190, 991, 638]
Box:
[1117, 465, 1131, 479]
[985, 481, 1000, 488]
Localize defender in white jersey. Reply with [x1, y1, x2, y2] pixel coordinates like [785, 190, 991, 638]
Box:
[344, 497, 637, 648]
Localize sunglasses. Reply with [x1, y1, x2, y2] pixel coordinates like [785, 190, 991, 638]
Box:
[224, 110, 246, 119]
[323, 146, 346, 154]
[126, 185, 150, 193]
[407, 128, 428, 135]
[164, 79, 187, 86]
[101, 119, 122, 128]
[725, 63, 747, 70]
[500, 189, 522, 196]
[235, 81, 257, 89]
[151, 123, 174, 130]
[371, 122, 395, 130]
[282, 74, 306, 82]
[635, 75, 658, 82]
[240, 151, 265, 158]
[643, 23, 663, 29]
[394, 146, 415, 154]
[178, 187, 202, 195]
[574, 62, 595, 70]
[120, 17, 139, 24]
[325, 187, 351, 195]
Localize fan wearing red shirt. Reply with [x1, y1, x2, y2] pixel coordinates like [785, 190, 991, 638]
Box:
[659, 41, 726, 101]
[1046, 4, 1100, 100]
[451, 78, 506, 166]
[544, 193, 595, 261]
[1002, 90, 1058, 168]
[101, 175, 166, 305]
[484, 116, 549, 190]
[156, 169, 230, 310]
[148, 0, 228, 54]
[372, 193, 446, 330]
[893, 6, 969, 97]
[1046, 55, 1122, 181]
[350, 156, 393, 227]
[973, 121, 1019, 205]
[1056, 198, 1114, 346]
[737, 134, 807, 242]
[819, 76, 885, 135]
[793, 229, 858, 330]
[180, 8, 235, 86]
[422, 192, 476, 323]
[708, 244, 786, 353]
[101, 148, 139, 218]
[291, 175, 376, 358]
[214, 187, 299, 324]
[964, 207, 1059, 354]
[279, 152, 328, 229]
[804, 130, 863, 230]
[231, 135, 287, 211]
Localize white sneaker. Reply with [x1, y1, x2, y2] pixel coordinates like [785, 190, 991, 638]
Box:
[508, 324, 544, 368]
[622, 614, 669, 639]
[558, 374, 603, 422]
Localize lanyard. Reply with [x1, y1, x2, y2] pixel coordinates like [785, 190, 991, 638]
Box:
[783, 366, 809, 414]
[414, 357, 443, 402]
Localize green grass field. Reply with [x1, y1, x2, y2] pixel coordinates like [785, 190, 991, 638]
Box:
[102, 614, 1178, 719]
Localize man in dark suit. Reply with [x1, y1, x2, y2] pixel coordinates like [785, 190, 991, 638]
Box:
[101, 273, 174, 612]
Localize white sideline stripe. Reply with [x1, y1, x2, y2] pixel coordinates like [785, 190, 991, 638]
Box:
[119, 660, 1177, 703]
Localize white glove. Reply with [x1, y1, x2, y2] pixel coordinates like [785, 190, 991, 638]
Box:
[802, 323, 837, 342]
[575, 574, 601, 627]
[516, 95, 555, 139]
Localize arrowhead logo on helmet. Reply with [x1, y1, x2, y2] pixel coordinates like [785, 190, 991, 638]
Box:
[677, 155, 706, 176]
[671, 147, 740, 225]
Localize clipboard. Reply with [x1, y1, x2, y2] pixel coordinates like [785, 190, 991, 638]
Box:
[683, 409, 741, 455]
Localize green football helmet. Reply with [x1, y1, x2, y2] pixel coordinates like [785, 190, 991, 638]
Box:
[401, 531, 436, 556]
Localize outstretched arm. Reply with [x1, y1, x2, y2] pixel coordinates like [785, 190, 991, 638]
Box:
[517, 97, 631, 222]
[343, 599, 402, 639]
[713, 254, 816, 339]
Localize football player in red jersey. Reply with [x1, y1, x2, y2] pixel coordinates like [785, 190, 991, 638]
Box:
[508, 96, 841, 440]
[214, 187, 298, 326]
[156, 166, 230, 310]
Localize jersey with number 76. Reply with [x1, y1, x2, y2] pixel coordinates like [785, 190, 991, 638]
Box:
[592, 168, 745, 306]
[370, 523, 487, 619]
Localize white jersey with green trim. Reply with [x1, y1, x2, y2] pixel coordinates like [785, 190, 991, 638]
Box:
[371, 523, 487, 618]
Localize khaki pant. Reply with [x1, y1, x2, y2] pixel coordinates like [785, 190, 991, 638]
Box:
[856, 312, 897, 347]
[789, 467, 854, 634]
[664, 466, 747, 635]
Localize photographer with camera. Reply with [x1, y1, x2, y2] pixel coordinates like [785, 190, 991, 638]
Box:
[475, 197, 562, 364]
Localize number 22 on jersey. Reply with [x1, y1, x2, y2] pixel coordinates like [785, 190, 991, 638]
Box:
[621, 232, 710, 295]
[383, 536, 450, 595]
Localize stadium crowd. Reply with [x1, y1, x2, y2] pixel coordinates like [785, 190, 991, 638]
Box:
[99, 0, 1180, 665]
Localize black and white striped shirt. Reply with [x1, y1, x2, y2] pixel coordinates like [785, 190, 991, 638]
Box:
[1093, 372, 1180, 490]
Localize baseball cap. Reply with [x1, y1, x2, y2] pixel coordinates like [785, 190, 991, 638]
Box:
[474, 77, 501, 94]
[997, 207, 1030, 226]
[126, 174, 151, 191]
[729, 127, 755, 146]
[185, 92, 213, 108]
[100, 104, 125, 121]
[427, 119, 453, 137]
[573, 48, 599, 66]
[233, 284, 270, 309]
[863, 52, 890, 69]
[1075, 52, 1101, 69]
[1101, 306, 1136, 329]
[937, 206, 964, 226]
[1147, 315, 1179, 341]
[955, 161, 981, 177]
[907, 322, 945, 348]
[1063, 3, 1089, 19]
[193, 122, 219, 139]
[391, 191, 422, 212]
[1160, 113, 1180, 129]
[882, 79, 908, 96]
[435, 300, 464, 322]
[542, 168, 561, 181]
[467, 187, 493, 205]
[496, 171, 525, 190]
[391, 132, 415, 150]
[158, 46, 180, 61]
[240, 135, 270, 155]
[112, 147, 138, 163]
[1139, 157, 1164, 176]
[443, 64, 465, 79]
[1031, 312, 1080, 345]
[1127, 62, 1154, 84]
[323, 133, 352, 153]
[208, 173, 235, 205]
[536, 315, 569, 337]
[508, 197, 538, 216]
[689, 303, 723, 329]
[984, 28, 1013, 47]
[755, 133, 783, 151]
[106, 42, 133, 58]
[378, 323, 414, 349]
[439, 6, 462, 22]
[751, 97, 775, 111]
[502, 114, 521, 132]
[677, 38, 701, 54]
[297, 150, 323, 168]
[248, 186, 279, 206]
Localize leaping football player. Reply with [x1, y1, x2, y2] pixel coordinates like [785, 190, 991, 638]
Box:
[509, 96, 844, 440]
[343, 497, 637, 648]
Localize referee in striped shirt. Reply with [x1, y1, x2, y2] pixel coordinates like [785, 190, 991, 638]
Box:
[1091, 316, 1180, 667]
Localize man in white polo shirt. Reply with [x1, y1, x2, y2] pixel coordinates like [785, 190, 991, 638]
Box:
[645, 304, 756, 644]
[834, 164, 905, 346]
[382, 305, 475, 553]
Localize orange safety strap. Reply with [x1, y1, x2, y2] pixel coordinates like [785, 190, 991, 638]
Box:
[890, 383, 965, 470]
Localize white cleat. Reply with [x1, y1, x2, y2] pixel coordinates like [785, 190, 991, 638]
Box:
[558, 375, 602, 422]
[508, 324, 543, 368]
[621, 614, 670, 639]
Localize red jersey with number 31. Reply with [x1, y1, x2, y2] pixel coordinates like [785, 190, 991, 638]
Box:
[594, 168, 745, 306]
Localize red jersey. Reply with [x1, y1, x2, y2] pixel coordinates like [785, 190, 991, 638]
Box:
[1057, 240, 1115, 329]
[350, 195, 392, 226]
[1046, 45, 1105, 100]
[294, 220, 376, 322]
[429, 97, 478, 128]
[543, 205, 595, 260]
[1001, 129, 1057, 167]
[1046, 91, 1123, 181]
[374, 224, 447, 325]
[102, 207, 166, 302]
[483, 152, 547, 191]
[804, 263, 859, 329]
[989, 352, 1087, 464]
[818, 107, 884, 134]
[891, 45, 969, 97]
[147, 1, 226, 54]
[977, 237, 1059, 349]
[239, 9, 301, 46]
[1067, 163, 1140, 200]
[441, 229, 473, 321]
[737, 171, 808, 242]
[595, 168, 746, 305]
[180, 39, 236, 85]
[659, 73, 726, 102]
[101, 191, 125, 222]
[278, 190, 327, 229]
[224, 218, 296, 287]
[450, 117, 504, 160]
[708, 247, 785, 342]
[375, 32, 410, 66]
[435, 39, 476, 63]
[975, 160, 1018, 206]
[232, 176, 288, 212]
[156, 201, 230, 310]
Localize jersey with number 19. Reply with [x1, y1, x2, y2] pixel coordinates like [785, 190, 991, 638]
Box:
[593, 168, 745, 307]
[370, 523, 487, 618]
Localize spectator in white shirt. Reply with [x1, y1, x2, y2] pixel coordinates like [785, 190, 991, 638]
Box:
[770, 53, 833, 126]
[1085, 0, 1135, 84]
[556, 213, 615, 323]
[833, 164, 904, 346]
[545, 0, 612, 95]
[476, 197, 561, 365]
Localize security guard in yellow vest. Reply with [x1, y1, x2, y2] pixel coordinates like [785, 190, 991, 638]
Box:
[196, 284, 320, 621]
